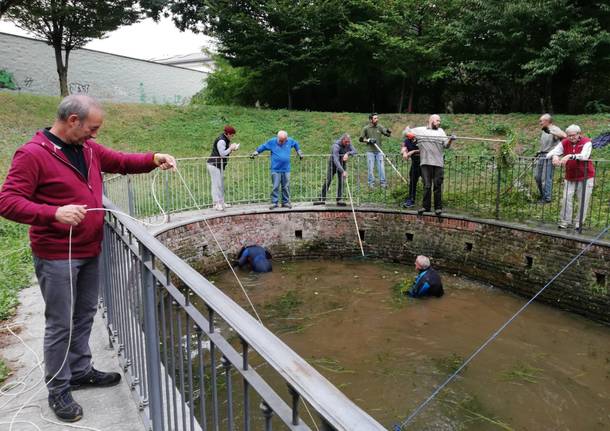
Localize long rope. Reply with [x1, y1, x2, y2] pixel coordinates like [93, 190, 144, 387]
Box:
[174, 169, 263, 322]
[405, 134, 507, 143]
[395, 224, 610, 430]
[372, 143, 409, 186]
[173, 168, 322, 431]
[344, 175, 365, 257]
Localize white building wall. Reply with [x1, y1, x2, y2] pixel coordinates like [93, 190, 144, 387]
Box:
[0, 32, 206, 104]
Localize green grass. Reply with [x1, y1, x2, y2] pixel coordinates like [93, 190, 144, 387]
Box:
[500, 362, 543, 384]
[0, 357, 11, 385]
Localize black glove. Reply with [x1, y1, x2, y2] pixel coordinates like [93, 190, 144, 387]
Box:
[542, 126, 550, 134]
[368, 138, 377, 145]
[250, 152, 258, 159]
[386, 129, 392, 136]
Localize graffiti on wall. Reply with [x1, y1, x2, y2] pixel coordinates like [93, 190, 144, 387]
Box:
[69, 82, 90, 94]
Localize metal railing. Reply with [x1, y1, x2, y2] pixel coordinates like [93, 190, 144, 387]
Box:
[100, 197, 384, 431]
[104, 154, 610, 233]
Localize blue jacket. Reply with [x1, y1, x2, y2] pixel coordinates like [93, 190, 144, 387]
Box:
[255, 137, 302, 173]
[238, 245, 272, 273]
[408, 267, 444, 298]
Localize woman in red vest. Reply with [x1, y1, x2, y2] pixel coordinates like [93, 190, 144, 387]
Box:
[547, 124, 595, 229]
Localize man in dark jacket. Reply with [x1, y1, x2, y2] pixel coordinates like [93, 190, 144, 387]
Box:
[314, 133, 357, 206]
[0, 95, 176, 422]
[407, 255, 444, 298]
[237, 245, 272, 272]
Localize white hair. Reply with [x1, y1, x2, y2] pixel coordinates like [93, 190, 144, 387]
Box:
[566, 124, 581, 134]
[277, 130, 288, 140]
[416, 255, 430, 269]
[539, 113, 553, 122]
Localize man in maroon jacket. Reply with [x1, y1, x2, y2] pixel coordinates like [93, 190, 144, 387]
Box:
[0, 95, 176, 422]
[547, 124, 595, 230]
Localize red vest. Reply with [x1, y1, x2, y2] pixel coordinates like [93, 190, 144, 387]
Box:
[561, 137, 595, 181]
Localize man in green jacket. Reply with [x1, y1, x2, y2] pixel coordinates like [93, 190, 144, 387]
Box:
[359, 113, 391, 187]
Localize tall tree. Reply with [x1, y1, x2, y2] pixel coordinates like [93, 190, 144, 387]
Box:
[448, 0, 610, 112]
[345, 0, 454, 113]
[0, 0, 23, 18]
[6, 1, 142, 96]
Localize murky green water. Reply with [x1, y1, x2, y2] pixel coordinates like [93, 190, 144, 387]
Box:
[209, 259, 610, 430]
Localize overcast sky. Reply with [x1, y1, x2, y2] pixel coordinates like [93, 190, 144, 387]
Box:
[0, 16, 213, 60]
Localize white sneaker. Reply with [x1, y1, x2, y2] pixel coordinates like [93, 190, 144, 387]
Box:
[223, 202, 232, 209]
[213, 203, 224, 211]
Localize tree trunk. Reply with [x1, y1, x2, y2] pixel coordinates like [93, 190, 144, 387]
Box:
[397, 76, 405, 113]
[544, 75, 553, 113]
[54, 45, 70, 96]
[407, 77, 415, 113]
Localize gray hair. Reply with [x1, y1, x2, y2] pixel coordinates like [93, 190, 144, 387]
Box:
[340, 133, 351, 142]
[57, 95, 102, 121]
[540, 113, 553, 122]
[566, 124, 581, 134]
[416, 255, 431, 269]
[277, 130, 288, 140]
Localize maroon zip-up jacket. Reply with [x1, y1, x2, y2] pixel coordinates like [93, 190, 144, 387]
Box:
[0, 130, 157, 259]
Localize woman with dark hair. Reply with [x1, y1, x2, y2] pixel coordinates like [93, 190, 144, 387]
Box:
[207, 125, 238, 211]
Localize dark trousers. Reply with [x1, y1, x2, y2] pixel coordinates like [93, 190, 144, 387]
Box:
[408, 157, 421, 200]
[321, 160, 345, 201]
[420, 164, 444, 210]
[34, 256, 100, 395]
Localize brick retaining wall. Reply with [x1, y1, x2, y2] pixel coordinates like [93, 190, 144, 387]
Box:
[155, 209, 610, 324]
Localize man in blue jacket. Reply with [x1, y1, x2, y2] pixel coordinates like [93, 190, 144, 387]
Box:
[251, 130, 303, 209]
[407, 255, 444, 298]
[237, 245, 272, 272]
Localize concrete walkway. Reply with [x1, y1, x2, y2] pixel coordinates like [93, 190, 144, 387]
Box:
[0, 284, 145, 431]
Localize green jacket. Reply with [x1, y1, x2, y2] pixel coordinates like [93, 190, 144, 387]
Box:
[359, 123, 391, 153]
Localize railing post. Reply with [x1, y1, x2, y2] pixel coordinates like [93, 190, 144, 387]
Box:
[260, 402, 273, 431]
[577, 161, 587, 234]
[140, 245, 164, 431]
[163, 172, 171, 222]
[127, 175, 135, 217]
[287, 385, 300, 425]
[495, 163, 501, 219]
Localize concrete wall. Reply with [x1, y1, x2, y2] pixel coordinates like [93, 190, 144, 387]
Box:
[0, 32, 206, 104]
[155, 209, 610, 325]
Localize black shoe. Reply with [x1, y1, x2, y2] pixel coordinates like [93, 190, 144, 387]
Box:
[417, 208, 428, 215]
[282, 203, 292, 209]
[48, 390, 83, 422]
[313, 200, 326, 206]
[70, 368, 121, 390]
[435, 209, 442, 216]
[269, 204, 278, 210]
[336, 201, 347, 207]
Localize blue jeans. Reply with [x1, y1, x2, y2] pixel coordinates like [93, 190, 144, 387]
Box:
[366, 152, 386, 186]
[271, 171, 290, 204]
[535, 156, 554, 201]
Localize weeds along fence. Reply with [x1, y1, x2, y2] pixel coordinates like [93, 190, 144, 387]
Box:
[104, 154, 610, 231]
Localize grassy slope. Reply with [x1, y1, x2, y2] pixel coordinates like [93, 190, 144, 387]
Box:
[0, 92, 609, 325]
